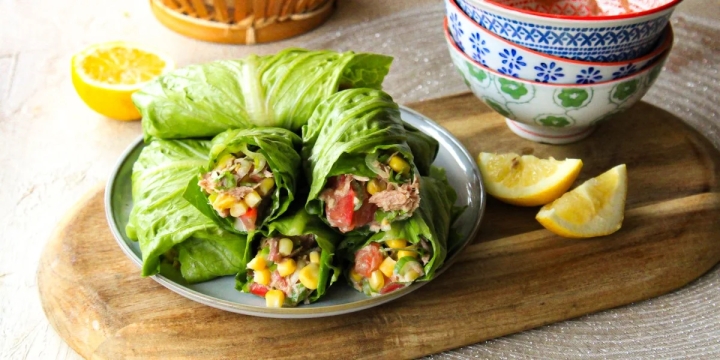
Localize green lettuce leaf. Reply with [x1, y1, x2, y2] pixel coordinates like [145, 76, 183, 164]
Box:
[339, 166, 457, 282]
[403, 123, 439, 176]
[133, 48, 393, 140]
[239, 206, 343, 303]
[126, 139, 250, 280]
[183, 127, 302, 236]
[175, 231, 252, 283]
[302, 88, 417, 220]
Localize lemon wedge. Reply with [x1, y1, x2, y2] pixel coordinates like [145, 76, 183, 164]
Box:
[536, 164, 627, 238]
[71, 41, 174, 121]
[477, 152, 583, 206]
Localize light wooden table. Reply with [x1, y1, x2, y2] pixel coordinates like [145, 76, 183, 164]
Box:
[1, 0, 718, 359]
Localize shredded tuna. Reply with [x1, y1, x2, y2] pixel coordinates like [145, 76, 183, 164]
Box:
[267, 238, 281, 262]
[198, 173, 216, 193]
[419, 238, 432, 265]
[369, 175, 421, 213]
[373, 160, 391, 179]
[270, 271, 292, 296]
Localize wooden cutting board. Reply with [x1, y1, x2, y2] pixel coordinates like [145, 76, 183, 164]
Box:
[38, 93, 720, 359]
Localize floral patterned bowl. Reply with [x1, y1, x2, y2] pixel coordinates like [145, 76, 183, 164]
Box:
[444, 18, 671, 144]
[455, 0, 682, 61]
[446, 0, 673, 84]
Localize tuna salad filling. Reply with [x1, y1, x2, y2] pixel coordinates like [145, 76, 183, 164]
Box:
[242, 235, 322, 306]
[319, 153, 420, 233]
[349, 237, 431, 296]
[198, 146, 275, 232]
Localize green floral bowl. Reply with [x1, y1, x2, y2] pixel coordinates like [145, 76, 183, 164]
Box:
[444, 20, 671, 144]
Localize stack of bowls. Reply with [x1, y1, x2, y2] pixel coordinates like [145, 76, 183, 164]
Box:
[443, 0, 681, 144]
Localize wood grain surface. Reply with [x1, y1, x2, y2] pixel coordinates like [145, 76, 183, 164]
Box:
[37, 93, 720, 359]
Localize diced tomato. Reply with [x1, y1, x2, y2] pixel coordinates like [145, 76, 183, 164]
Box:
[249, 282, 269, 297]
[380, 282, 405, 295]
[239, 207, 258, 231]
[354, 243, 384, 278]
[325, 182, 357, 233]
[353, 197, 377, 229]
[325, 175, 377, 233]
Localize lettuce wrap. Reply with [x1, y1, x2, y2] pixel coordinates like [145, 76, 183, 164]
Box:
[339, 167, 457, 296]
[238, 207, 342, 307]
[302, 88, 425, 234]
[133, 48, 393, 140]
[183, 127, 301, 236]
[126, 139, 251, 282]
[403, 123, 439, 176]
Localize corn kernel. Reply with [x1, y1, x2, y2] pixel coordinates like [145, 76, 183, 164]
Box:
[247, 254, 267, 271]
[349, 269, 363, 283]
[404, 269, 421, 282]
[208, 193, 218, 204]
[388, 155, 410, 175]
[229, 201, 248, 217]
[299, 263, 319, 290]
[244, 190, 262, 208]
[397, 250, 418, 259]
[379, 256, 396, 278]
[214, 153, 235, 170]
[366, 179, 386, 195]
[278, 238, 294, 256]
[385, 239, 407, 249]
[212, 193, 235, 210]
[257, 177, 276, 196]
[277, 258, 297, 277]
[309, 251, 320, 264]
[265, 289, 285, 308]
[254, 269, 271, 286]
[368, 270, 385, 291]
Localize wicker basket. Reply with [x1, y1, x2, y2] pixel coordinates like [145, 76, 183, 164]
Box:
[150, 0, 335, 44]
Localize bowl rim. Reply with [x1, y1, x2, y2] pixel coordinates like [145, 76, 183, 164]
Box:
[448, 0, 674, 66]
[461, 0, 683, 22]
[444, 17, 670, 88]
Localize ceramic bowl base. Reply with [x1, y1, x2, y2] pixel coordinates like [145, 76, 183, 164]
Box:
[505, 119, 596, 145]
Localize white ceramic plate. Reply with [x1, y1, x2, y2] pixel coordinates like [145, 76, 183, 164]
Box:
[105, 106, 486, 318]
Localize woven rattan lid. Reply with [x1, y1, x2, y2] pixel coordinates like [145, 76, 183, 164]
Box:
[150, 0, 335, 44]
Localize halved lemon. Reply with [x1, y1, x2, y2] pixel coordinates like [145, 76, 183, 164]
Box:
[477, 152, 583, 206]
[71, 41, 174, 121]
[536, 164, 627, 238]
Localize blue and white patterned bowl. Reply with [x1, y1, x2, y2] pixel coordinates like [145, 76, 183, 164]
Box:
[444, 19, 671, 144]
[446, 0, 673, 84]
[454, 0, 680, 62]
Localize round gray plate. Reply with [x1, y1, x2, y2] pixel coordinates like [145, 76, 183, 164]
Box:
[105, 106, 485, 318]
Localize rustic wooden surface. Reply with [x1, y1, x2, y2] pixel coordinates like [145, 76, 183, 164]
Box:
[37, 93, 720, 359]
